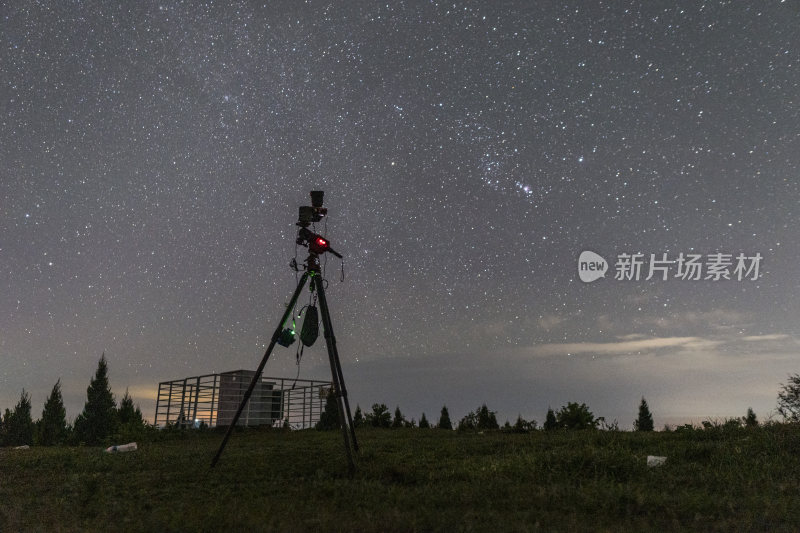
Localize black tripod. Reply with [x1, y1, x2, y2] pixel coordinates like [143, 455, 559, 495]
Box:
[210, 251, 358, 472]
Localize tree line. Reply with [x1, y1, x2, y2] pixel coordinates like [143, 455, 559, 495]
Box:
[1, 354, 147, 447]
[6, 361, 799, 446]
[318, 394, 777, 433]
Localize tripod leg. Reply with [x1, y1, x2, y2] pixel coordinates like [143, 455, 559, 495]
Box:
[313, 275, 359, 462]
[314, 279, 359, 452]
[210, 272, 310, 468]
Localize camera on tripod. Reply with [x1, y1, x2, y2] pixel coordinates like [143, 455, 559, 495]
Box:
[295, 191, 342, 258]
[297, 190, 327, 227]
[212, 190, 357, 471]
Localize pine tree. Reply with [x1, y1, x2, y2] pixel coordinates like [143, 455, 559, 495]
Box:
[543, 407, 557, 430]
[513, 415, 535, 432]
[744, 407, 758, 427]
[315, 391, 340, 430]
[0, 409, 10, 444]
[438, 405, 452, 430]
[418, 412, 430, 429]
[5, 389, 34, 446]
[39, 380, 68, 445]
[117, 389, 144, 426]
[116, 389, 146, 439]
[352, 405, 364, 428]
[476, 404, 499, 430]
[634, 397, 654, 432]
[74, 354, 118, 445]
[392, 406, 405, 428]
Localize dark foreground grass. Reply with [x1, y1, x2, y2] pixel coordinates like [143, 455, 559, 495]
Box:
[2, 424, 800, 532]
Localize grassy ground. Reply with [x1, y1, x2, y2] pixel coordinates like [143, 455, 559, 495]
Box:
[2, 424, 800, 532]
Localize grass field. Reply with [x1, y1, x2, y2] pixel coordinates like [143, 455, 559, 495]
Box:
[2, 424, 800, 532]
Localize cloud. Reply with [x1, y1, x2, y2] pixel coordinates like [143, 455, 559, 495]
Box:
[526, 331, 798, 362]
[741, 334, 792, 342]
[589, 308, 756, 338]
[616, 333, 650, 341]
[641, 309, 750, 330]
[530, 336, 723, 357]
[538, 314, 565, 330]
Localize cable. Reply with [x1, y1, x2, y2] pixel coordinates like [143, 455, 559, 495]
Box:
[290, 344, 304, 389]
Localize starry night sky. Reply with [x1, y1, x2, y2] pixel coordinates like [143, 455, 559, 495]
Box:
[2, 1, 799, 429]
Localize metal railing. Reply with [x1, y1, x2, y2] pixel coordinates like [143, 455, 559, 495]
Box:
[154, 370, 331, 429]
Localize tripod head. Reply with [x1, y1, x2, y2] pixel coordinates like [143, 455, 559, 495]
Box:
[295, 191, 342, 259]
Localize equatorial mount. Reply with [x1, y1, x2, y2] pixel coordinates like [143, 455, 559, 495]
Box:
[297, 227, 342, 259]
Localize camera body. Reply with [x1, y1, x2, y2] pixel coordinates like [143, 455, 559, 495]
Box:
[297, 190, 327, 227]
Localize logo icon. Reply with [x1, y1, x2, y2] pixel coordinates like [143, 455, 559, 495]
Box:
[578, 251, 608, 283]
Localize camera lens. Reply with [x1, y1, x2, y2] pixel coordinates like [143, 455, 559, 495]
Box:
[310, 191, 324, 208]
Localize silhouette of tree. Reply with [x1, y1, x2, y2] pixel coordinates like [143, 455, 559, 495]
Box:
[477, 404, 499, 429]
[438, 405, 452, 430]
[392, 406, 406, 428]
[366, 403, 391, 428]
[39, 380, 68, 445]
[3, 389, 34, 446]
[73, 354, 118, 445]
[116, 388, 146, 438]
[352, 405, 364, 428]
[512, 415, 536, 432]
[315, 391, 339, 430]
[419, 412, 430, 429]
[744, 407, 758, 427]
[634, 397, 654, 432]
[556, 402, 598, 430]
[777, 373, 800, 422]
[458, 404, 500, 431]
[458, 410, 477, 430]
[543, 407, 558, 431]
